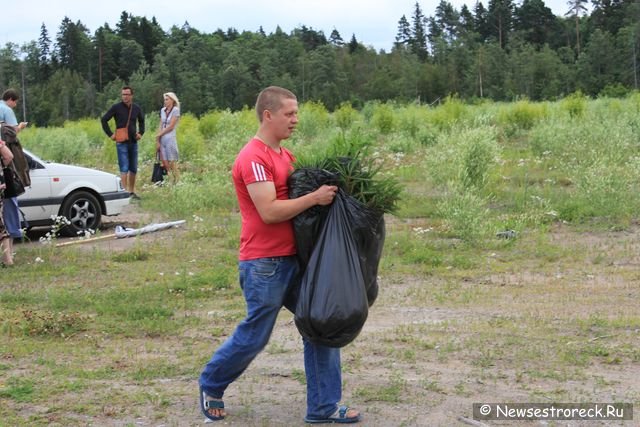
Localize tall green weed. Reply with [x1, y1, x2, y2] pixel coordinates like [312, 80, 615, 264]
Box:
[437, 188, 491, 242]
[333, 102, 360, 131]
[560, 91, 587, 118]
[296, 101, 331, 139]
[198, 110, 224, 138]
[370, 102, 396, 134]
[424, 125, 500, 191]
[175, 114, 206, 162]
[429, 96, 468, 131]
[497, 100, 548, 135]
[21, 127, 93, 165]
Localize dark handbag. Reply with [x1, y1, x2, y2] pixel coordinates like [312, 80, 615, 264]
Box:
[151, 152, 167, 183]
[114, 105, 133, 143]
[1, 159, 26, 198]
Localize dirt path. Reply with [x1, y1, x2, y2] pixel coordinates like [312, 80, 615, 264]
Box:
[21, 209, 638, 426]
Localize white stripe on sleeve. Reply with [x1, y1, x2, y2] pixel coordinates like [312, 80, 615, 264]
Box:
[251, 161, 267, 181]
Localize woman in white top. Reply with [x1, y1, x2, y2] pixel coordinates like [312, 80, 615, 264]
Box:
[156, 92, 181, 183]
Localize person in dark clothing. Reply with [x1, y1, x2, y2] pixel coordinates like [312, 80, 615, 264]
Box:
[101, 86, 145, 198]
[0, 89, 29, 256]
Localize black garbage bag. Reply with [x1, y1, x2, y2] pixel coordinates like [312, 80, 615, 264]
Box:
[343, 195, 385, 305]
[294, 189, 369, 347]
[287, 168, 339, 266]
[288, 167, 384, 307]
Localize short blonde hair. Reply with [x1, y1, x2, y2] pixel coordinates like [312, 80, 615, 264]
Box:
[164, 92, 180, 108]
[255, 86, 296, 122]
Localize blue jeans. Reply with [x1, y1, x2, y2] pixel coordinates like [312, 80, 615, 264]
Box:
[116, 142, 138, 174]
[2, 197, 22, 239]
[199, 256, 342, 419]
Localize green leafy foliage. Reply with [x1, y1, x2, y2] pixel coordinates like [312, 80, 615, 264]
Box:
[333, 102, 360, 131]
[560, 91, 587, 118]
[294, 133, 401, 214]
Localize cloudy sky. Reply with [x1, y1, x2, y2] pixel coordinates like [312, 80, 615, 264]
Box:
[4, 0, 575, 52]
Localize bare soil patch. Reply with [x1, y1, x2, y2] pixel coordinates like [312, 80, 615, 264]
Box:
[13, 218, 640, 426]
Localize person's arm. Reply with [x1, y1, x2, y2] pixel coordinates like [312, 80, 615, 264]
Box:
[0, 139, 14, 163]
[136, 106, 145, 140]
[247, 181, 337, 224]
[101, 106, 116, 137]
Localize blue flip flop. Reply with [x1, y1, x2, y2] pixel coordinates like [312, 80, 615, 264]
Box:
[304, 405, 361, 424]
[199, 387, 225, 421]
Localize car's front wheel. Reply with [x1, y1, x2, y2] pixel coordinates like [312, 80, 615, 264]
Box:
[59, 191, 102, 237]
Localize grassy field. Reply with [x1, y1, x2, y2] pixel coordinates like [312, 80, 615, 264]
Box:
[1, 94, 640, 426]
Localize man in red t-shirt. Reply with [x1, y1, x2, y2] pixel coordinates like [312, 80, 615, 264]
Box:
[199, 86, 361, 424]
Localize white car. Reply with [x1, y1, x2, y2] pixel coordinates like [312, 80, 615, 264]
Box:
[17, 149, 131, 236]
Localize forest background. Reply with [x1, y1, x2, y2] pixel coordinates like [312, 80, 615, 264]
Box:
[0, 0, 639, 127]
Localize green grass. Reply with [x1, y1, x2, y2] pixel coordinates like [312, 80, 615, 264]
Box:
[2, 96, 640, 425]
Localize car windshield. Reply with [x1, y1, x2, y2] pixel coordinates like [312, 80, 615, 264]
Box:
[23, 152, 44, 170]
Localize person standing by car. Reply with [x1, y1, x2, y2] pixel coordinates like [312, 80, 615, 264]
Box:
[0, 138, 15, 266]
[0, 88, 29, 256]
[155, 92, 180, 184]
[101, 86, 145, 199]
[198, 86, 361, 424]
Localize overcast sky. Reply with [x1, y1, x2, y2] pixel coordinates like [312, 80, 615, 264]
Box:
[4, 0, 575, 53]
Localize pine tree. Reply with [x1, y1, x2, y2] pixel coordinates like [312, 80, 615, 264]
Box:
[37, 23, 51, 79]
[410, 2, 429, 60]
[395, 15, 412, 48]
[329, 29, 344, 46]
[566, 0, 588, 54]
[488, 0, 514, 48]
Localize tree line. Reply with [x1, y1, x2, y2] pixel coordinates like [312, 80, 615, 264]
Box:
[0, 0, 638, 127]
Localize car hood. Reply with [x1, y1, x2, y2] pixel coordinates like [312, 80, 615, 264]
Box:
[43, 162, 117, 178]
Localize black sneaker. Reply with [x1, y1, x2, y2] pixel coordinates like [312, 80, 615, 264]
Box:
[130, 192, 141, 200]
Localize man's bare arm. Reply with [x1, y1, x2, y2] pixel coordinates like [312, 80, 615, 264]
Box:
[247, 181, 337, 224]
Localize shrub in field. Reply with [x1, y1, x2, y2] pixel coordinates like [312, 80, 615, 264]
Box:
[396, 103, 429, 138]
[530, 103, 636, 164]
[560, 91, 587, 118]
[461, 135, 498, 190]
[360, 100, 378, 123]
[598, 83, 628, 98]
[333, 101, 360, 131]
[236, 106, 260, 133]
[497, 100, 548, 135]
[65, 118, 108, 147]
[22, 127, 92, 165]
[296, 101, 331, 138]
[101, 138, 118, 168]
[144, 169, 237, 217]
[429, 95, 468, 131]
[371, 102, 396, 134]
[386, 133, 418, 154]
[556, 162, 637, 222]
[425, 125, 500, 191]
[198, 110, 223, 138]
[415, 126, 439, 147]
[215, 107, 257, 142]
[175, 113, 206, 162]
[437, 188, 491, 242]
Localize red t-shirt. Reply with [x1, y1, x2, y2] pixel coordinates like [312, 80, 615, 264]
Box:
[232, 138, 297, 260]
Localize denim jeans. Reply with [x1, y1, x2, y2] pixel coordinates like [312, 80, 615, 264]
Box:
[199, 256, 342, 419]
[116, 142, 138, 174]
[2, 197, 22, 238]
